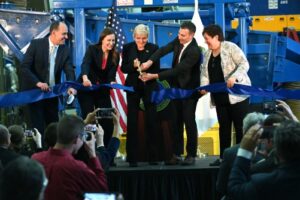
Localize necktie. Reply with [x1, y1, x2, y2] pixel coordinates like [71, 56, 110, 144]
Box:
[175, 44, 184, 64]
[49, 46, 57, 86]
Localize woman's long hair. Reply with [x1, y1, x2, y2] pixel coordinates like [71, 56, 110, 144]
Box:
[97, 27, 119, 66]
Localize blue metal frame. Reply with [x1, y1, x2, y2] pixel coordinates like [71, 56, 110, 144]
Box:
[52, 0, 246, 9]
[74, 8, 86, 77]
[0, 24, 23, 61]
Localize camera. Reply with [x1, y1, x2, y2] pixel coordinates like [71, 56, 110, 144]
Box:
[262, 101, 278, 114]
[96, 108, 114, 119]
[83, 124, 97, 141]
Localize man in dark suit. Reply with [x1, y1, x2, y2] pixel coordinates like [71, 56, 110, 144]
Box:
[20, 21, 76, 134]
[216, 112, 265, 199]
[141, 21, 202, 165]
[227, 121, 300, 200]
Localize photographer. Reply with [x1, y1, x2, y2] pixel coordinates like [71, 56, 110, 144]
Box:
[32, 115, 108, 200]
[8, 125, 42, 157]
[228, 121, 300, 200]
[76, 108, 121, 170]
[251, 113, 287, 174]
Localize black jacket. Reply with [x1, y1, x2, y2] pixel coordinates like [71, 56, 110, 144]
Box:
[20, 37, 75, 90]
[149, 38, 202, 89]
[78, 44, 119, 84]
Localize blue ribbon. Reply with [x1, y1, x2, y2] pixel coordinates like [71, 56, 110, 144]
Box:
[151, 82, 300, 104]
[0, 81, 133, 108]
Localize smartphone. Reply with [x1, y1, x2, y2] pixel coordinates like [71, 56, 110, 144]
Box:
[84, 193, 116, 200]
[96, 108, 114, 119]
[24, 130, 33, 137]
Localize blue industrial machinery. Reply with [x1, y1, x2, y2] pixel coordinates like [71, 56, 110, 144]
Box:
[0, 0, 300, 105]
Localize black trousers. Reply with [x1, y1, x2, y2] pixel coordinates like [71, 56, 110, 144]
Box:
[28, 97, 59, 134]
[216, 98, 249, 158]
[173, 97, 198, 157]
[77, 88, 113, 146]
[126, 81, 159, 162]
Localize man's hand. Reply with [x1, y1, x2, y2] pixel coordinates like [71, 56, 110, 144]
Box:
[276, 99, 299, 122]
[32, 128, 42, 149]
[36, 82, 50, 91]
[95, 124, 104, 148]
[141, 60, 153, 71]
[84, 133, 97, 158]
[84, 108, 100, 124]
[67, 87, 77, 95]
[227, 77, 236, 88]
[240, 124, 263, 152]
[139, 73, 158, 82]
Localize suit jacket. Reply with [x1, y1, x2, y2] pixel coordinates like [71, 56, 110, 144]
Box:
[0, 147, 20, 167]
[121, 42, 159, 89]
[217, 144, 240, 197]
[78, 44, 119, 84]
[149, 38, 202, 89]
[228, 157, 300, 200]
[20, 37, 75, 90]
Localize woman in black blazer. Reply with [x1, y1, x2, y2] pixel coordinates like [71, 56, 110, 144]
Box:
[121, 24, 160, 166]
[78, 28, 119, 146]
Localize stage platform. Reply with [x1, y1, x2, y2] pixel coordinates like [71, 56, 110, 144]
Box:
[107, 156, 220, 200]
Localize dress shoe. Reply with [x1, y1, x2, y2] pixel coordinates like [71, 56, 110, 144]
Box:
[164, 155, 181, 165]
[209, 158, 221, 166]
[181, 156, 195, 165]
[129, 162, 138, 167]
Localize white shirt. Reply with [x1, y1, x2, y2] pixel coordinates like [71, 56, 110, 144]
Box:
[48, 38, 58, 86]
[178, 39, 192, 62]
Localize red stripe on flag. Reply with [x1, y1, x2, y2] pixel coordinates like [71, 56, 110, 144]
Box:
[110, 65, 127, 132]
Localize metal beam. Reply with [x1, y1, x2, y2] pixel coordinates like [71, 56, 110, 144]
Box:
[74, 8, 86, 77]
[52, 0, 246, 9]
[0, 24, 23, 61]
[122, 10, 211, 20]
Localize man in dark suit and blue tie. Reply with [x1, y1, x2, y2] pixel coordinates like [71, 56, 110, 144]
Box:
[141, 21, 202, 165]
[20, 21, 76, 134]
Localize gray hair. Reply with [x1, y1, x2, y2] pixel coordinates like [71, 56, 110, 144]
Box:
[243, 112, 265, 134]
[133, 24, 149, 37]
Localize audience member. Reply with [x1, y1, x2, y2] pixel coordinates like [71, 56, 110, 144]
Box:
[44, 122, 58, 149]
[0, 156, 47, 200]
[216, 112, 265, 199]
[250, 113, 286, 174]
[8, 125, 42, 156]
[228, 120, 300, 200]
[0, 124, 19, 166]
[32, 115, 108, 200]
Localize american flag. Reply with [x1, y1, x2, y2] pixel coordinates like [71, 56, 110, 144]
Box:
[105, 3, 128, 132]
